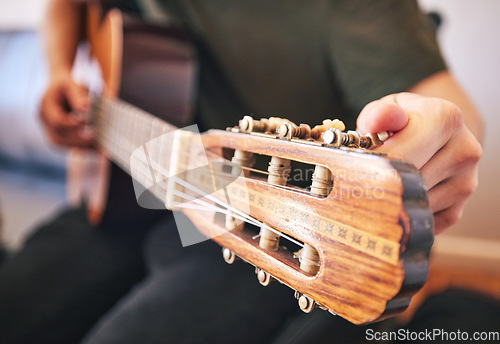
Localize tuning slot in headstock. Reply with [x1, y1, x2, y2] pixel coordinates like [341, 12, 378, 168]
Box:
[214, 152, 326, 308]
[219, 206, 320, 277]
[217, 142, 330, 281]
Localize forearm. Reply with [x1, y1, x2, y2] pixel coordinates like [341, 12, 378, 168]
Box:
[408, 70, 484, 143]
[44, 0, 86, 80]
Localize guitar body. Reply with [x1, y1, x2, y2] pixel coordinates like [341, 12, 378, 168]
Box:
[79, 4, 433, 325]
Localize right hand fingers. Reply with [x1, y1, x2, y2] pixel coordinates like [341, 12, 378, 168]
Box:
[65, 79, 90, 113]
[40, 79, 93, 148]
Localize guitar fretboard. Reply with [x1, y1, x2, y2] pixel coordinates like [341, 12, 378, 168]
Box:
[93, 96, 178, 202]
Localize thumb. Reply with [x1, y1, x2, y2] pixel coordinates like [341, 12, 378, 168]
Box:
[65, 82, 90, 113]
[356, 97, 409, 135]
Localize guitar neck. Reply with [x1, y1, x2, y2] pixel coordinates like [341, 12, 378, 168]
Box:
[92, 96, 178, 202]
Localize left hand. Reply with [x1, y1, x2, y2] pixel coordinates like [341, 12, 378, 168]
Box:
[356, 92, 482, 234]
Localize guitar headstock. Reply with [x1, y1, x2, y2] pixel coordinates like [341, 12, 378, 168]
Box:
[170, 115, 434, 325]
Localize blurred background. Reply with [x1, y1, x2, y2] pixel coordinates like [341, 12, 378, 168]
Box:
[0, 0, 66, 251]
[0, 0, 499, 315]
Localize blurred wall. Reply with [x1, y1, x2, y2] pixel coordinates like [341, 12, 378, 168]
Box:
[0, 0, 50, 30]
[418, 0, 500, 272]
[0, 0, 67, 250]
[0, 0, 66, 169]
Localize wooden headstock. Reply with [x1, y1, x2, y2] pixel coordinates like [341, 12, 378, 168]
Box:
[172, 116, 434, 325]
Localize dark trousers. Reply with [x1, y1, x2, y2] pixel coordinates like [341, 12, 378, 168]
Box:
[0, 208, 153, 344]
[1, 207, 499, 344]
[0, 208, 302, 344]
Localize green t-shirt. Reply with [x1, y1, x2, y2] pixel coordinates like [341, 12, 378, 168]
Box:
[137, 0, 446, 131]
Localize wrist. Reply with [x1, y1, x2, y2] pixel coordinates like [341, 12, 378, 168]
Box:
[48, 66, 73, 83]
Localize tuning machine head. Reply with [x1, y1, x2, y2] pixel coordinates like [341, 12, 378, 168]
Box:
[238, 115, 291, 134]
[222, 248, 238, 264]
[234, 116, 392, 151]
[255, 268, 274, 286]
[294, 291, 327, 313]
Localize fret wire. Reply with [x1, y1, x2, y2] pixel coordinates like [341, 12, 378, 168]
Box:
[95, 127, 167, 172]
[138, 110, 146, 148]
[95, 125, 173, 176]
[117, 103, 124, 157]
[94, 99, 177, 165]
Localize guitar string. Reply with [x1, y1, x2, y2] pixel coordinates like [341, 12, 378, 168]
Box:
[93, 110, 306, 187]
[122, 154, 292, 231]
[92, 99, 317, 245]
[93, 118, 272, 179]
[91, 134, 307, 249]
[114, 160, 306, 249]
[170, 176, 305, 248]
[94, 102, 285, 184]
[93, 100, 277, 177]
[98, 139, 313, 201]
[93, 128, 315, 197]
[169, 189, 263, 228]
[92, 113, 318, 195]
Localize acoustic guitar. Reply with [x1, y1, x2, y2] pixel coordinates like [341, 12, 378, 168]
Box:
[71, 4, 434, 325]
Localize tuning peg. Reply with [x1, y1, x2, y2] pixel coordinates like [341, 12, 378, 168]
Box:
[294, 291, 325, 313]
[231, 150, 255, 176]
[322, 128, 393, 149]
[259, 156, 290, 251]
[362, 131, 393, 149]
[297, 244, 321, 275]
[225, 149, 255, 231]
[276, 122, 312, 140]
[310, 119, 345, 140]
[222, 247, 237, 264]
[239, 115, 267, 133]
[294, 291, 315, 313]
[255, 268, 274, 286]
[321, 128, 342, 146]
[266, 117, 290, 133]
[310, 165, 333, 199]
[239, 115, 289, 133]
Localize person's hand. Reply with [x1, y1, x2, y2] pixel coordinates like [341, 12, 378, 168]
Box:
[40, 73, 92, 148]
[356, 92, 482, 234]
